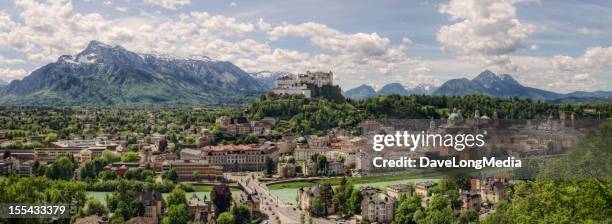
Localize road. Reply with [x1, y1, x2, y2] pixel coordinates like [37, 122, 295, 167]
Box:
[226, 173, 335, 224]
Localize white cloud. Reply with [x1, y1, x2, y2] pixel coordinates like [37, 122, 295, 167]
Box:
[577, 27, 604, 36]
[437, 0, 535, 71]
[143, 0, 190, 10]
[0, 56, 25, 65]
[266, 22, 426, 79]
[0, 0, 266, 64]
[573, 73, 590, 81]
[230, 2, 237, 7]
[509, 46, 612, 92]
[268, 22, 392, 58]
[0, 68, 27, 80]
[115, 7, 128, 12]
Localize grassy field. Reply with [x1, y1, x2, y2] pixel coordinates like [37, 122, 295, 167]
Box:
[86, 186, 244, 205]
[267, 166, 516, 204]
[267, 171, 447, 204]
[184, 183, 242, 192]
[267, 171, 445, 190]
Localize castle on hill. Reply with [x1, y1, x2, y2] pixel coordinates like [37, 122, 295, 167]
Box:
[272, 71, 334, 98]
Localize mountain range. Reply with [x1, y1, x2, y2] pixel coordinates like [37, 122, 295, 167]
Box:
[433, 70, 612, 101]
[1, 40, 610, 106]
[249, 71, 294, 90]
[344, 70, 612, 102]
[0, 41, 267, 106]
[343, 83, 437, 100]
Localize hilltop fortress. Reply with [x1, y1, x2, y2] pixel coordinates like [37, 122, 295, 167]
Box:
[272, 71, 334, 98]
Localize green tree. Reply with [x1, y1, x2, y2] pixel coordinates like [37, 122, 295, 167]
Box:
[244, 133, 259, 144]
[216, 211, 234, 224]
[83, 198, 109, 216]
[192, 171, 201, 181]
[165, 168, 179, 183]
[98, 170, 117, 180]
[457, 208, 478, 224]
[211, 184, 232, 213]
[46, 156, 75, 180]
[162, 204, 189, 224]
[101, 150, 121, 164]
[316, 154, 327, 176]
[360, 214, 369, 224]
[265, 157, 275, 177]
[166, 186, 188, 207]
[121, 152, 140, 162]
[393, 195, 422, 224]
[333, 178, 355, 216]
[348, 189, 363, 214]
[312, 196, 326, 217]
[80, 161, 97, 180]
[481, 201, 514, 224]
[44, 132, 58, 143]
[230, 204, 251, 224]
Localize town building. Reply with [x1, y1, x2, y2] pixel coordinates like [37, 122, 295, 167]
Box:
[196, 129, 214, 147]
[52, 139, 118, 150]
[415, 181, 436, 197]
[216, 115, 275, 137]
[298, 184, 335, 216]
[386, 184, 414, 199]
[0, 159, 12, 175]
[277, 162, 297, 178]
[18, 161, 33, 176]
[34, 146, 108, 162]
[361, 189, 396, 223]
[415, 181, 437, 207]
[80, 148, 93, 164]
[459, 191, 481, 212]
[161, 160, 223, 181]
[217, 116, 252, 137]
[74, 215, 108, 224]
[188, 194, 214, 223]
[473, 176, 510, 204]
[135, 191, 163, 219]
[293, 147, 328, 162]
[200, 144, 278, 172]
[328, 161, 344, 176]
[180, 148, 202, 160]
[272, 71, 334, 98]
[239, 193, 261, 213]
[106, 162, 140, 177]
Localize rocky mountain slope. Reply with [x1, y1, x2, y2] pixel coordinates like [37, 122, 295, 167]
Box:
[0, 41, 267, 106]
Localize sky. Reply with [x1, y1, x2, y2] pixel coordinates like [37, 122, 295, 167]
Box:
[0, 0, 611, 93]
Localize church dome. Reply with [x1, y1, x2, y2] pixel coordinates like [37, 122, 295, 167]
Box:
[296, 136, 308, 144]
[449, 113, 462, 120]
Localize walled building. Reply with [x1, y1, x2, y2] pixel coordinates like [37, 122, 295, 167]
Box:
[135, 191, 163, 219]
[277, 162, 297, 178]
[272, 71, 334, 98]
[161, 160, 223, 181]
[361, 190, 396, 223]
[459, 191, 481, 212]
[298, 184, 335, 216]
[200, 143, 278, 172]
[188, 194, 215, 223]
[386, 184, 414, 199]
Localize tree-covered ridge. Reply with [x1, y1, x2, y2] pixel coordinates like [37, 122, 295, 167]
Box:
[0, 107, 240, 146]
[250, 93, 612, 135]
[0, 176, 87, 224]
[482, 121, 612, 224]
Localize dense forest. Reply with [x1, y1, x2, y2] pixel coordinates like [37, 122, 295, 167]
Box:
[0, 93, 611, 139]
[250, 93, 612, 135]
